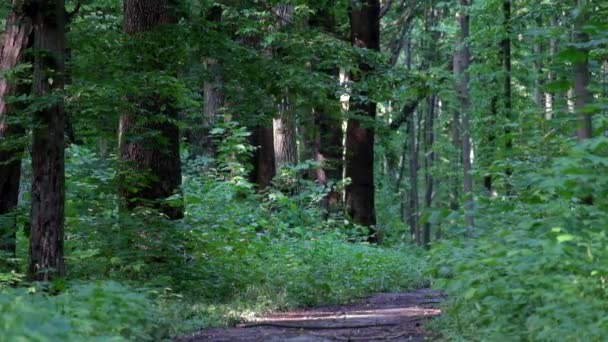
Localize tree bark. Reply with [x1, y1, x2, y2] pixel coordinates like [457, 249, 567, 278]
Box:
[545, 16, 558, 120]
[346, 0, 380, 243]
[28, 0, 67, 281]
[249, 126, 276, 188]
[272, 5, 297, 171]
[502, 0, 513, 192]
[192, 6, 224, 157]
[573, 1, 593, 140]
[406, 111, 419, 243]
[454, 0, 474, 233]
[533, 15, 544, 110]
[313, 105, 344, 213]
[423, 95, 436, 249]
[450, 106, 460, 209]
[273, 94, 297, 170]
[310, 9, 344, 214]
[119, 0, 183, 219]
[0, 1, 32, 258]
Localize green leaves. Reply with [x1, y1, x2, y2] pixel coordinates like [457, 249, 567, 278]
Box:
[431, 137, 608, 341]
[0, 282, 159, 341]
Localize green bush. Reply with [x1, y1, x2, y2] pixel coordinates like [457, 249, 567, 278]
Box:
[0, 282, 160, 341]
[431, 138, 608, 341]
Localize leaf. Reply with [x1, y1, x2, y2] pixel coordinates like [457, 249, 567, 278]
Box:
[556, 234, 575, 243]
[464, 288, 476, 300]
[556, 48, 587, 63]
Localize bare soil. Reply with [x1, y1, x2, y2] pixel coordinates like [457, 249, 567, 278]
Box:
[177, 288, 444, 341]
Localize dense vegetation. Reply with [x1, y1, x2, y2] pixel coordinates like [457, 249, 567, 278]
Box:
[1, 0, 607, 341]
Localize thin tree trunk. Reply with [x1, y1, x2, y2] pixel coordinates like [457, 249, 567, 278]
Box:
[406, 111, 418, 242]
[455, 0, 474, 233]
[28, 0, 67, 281]
[188, 6, 224, 158]
[450, 94, 461, 210]
[346, 0, 380, 243]
[533, 15, 545, 110]
[573, 0, 592, 140]
[313, 105, 344, 213]
[483, 94, 497, 196]
[573, 0, 594, 205]
[423, 95, 436, 249]
[396, 138, 408, 222]
[545, 16, 558, 120]
[273, 94, 297, 170]
[0, 2, 32, 258]
[119, 0, 183, 219]
[502, 0, 513, 193]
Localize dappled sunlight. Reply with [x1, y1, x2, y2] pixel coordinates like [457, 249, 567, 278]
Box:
[256, 307, 441, 323]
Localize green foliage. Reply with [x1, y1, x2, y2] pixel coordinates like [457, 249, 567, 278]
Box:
[0, 282, 160, 341]
[431, 138, 608, 341]
[0, 142, 429, 339]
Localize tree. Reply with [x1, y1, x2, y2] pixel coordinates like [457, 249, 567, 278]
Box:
[345, 0, 380, 242]
[573, 0, 592, 140]
[0, 1, 32, 258]
[406, 108, 419, 243]
[119, 0, 183, 219]
[273, 94, 297, 169]
[502, 0, 513, 191]
[272, 4, 297, 171]
[310, 7, 344, 214]
[423, 95, 436, 248]
[28, 0, 67, 281]
[454, 0, 473, 232]
[249, 125, 276, 188]
[192, 5, 224, 158]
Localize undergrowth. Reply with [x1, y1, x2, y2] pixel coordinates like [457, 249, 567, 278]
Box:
[0, 143, 429, 341]
[430, 137, 608, 341]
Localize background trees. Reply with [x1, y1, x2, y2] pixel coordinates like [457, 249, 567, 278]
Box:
[1, 0, 608, 340]
[0, 0, 32, 259]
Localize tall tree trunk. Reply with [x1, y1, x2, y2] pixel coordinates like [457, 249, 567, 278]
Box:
[421, 5, 439, 248]
[483, 94, 497, 196]
[119, 0, 183, 219]
[28, 0, 67, 281]
[423, 95, 436, 249]
[533, 15, 544, 110]
[455, 0, 474, 233]
[249, 126, 276, 188]
[346, 0, 380, 243]
[545, 16, 558, 120]
[272, 5, 297, 171]
[193, 6, 224, 157]
[573, 0, 592, 140]
[406, 112, 418, 243]
[0, 2, 32, 259]
[450, 88, 461, 210]
[573, 0, 594, 206]
[502, 0, 513, 192]
[313, 105, 344, 213]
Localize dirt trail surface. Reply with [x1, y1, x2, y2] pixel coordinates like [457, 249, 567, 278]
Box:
[177, 288, 444, 341]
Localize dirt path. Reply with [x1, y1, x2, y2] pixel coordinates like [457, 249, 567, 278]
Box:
[177, 288, 444, 341]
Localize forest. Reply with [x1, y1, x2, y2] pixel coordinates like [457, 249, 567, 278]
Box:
[1, 0, 607, 340]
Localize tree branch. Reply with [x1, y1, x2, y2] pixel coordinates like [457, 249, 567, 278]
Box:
[390, 95, 425, 130]
[66, 2, 81, 22]
[380, 0, 394, 18]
